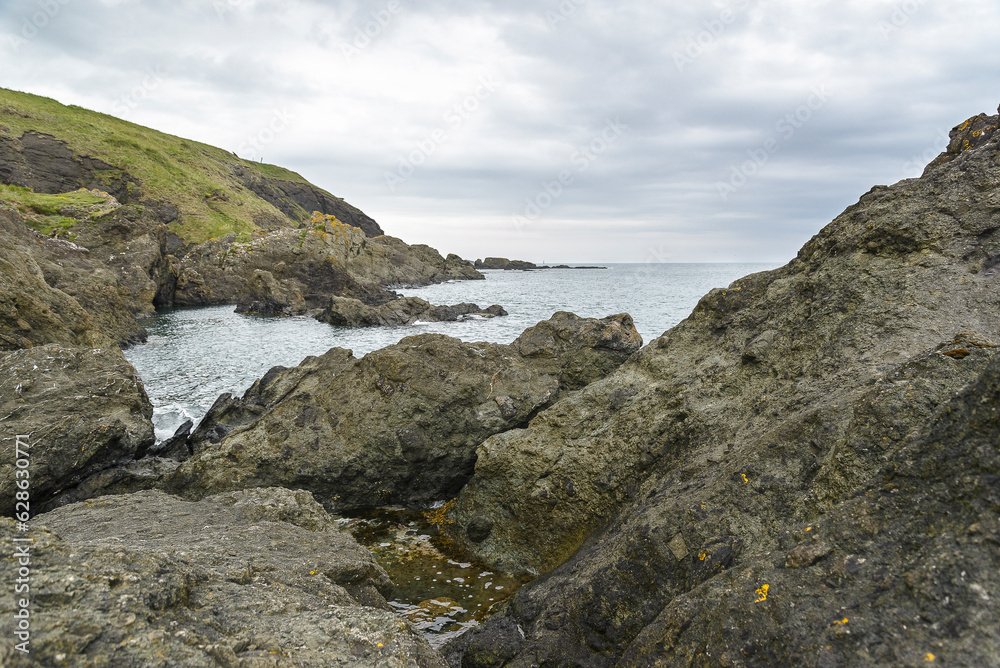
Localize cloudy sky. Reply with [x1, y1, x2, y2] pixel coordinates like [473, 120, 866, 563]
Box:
[2, 0, 999, 262]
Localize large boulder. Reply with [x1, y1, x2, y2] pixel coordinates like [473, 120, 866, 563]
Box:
[166, 313, 641, 512]
[444, 107, 1000, 665]
[0, 488, 445, 667]
[0, 344, 155, 516]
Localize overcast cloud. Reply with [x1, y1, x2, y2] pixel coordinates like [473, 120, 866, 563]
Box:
[2, 0, 999, 262]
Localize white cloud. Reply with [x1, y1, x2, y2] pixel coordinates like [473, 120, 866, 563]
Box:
[1, 0, 999, 262]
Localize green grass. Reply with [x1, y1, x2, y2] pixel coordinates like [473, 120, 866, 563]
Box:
[0, 183, 114, 240]
[0, 88, 328, 244]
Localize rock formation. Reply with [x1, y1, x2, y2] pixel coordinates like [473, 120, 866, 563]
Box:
[0, 344, 154, 516]
[0, 488, 445, 667]
[0, 89, 485, 344]
[166, 312, 642, 511]
[475, 257, 538, 271]
[5, 89, 1000, 666]
[318, 296, 507, 327]
[441, 106, 1000, 665]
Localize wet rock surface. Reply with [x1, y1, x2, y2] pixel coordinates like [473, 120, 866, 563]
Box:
[166, 313, 642, 512]
[0, 488, 446, 667]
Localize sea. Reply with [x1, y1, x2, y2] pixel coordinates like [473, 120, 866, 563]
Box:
[123, 262, 779, 442]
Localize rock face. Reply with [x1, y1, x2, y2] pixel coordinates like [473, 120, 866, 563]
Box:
[0, 344, 154, 516]
[163, 220, 483, 313]
[444, 108, 1000, 665]
[0, 207, 147, 348]
[319, 296, 507, 327]
[0, 130, 141, 203]
[0, 488, 445, 667]
[1, 90, 485, 348]
[231, 164, 384, 237]
[166, 313, 641, 512]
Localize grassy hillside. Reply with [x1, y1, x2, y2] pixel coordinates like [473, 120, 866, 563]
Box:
[0, 88, 343, 244]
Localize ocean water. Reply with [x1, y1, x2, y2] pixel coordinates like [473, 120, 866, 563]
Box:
[123, 263, 778, 441]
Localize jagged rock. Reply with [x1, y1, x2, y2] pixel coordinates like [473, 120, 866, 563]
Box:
[0, 489, 445, 667]
[144, 419, 194, 461]
[230, 164, 385, 237]
[0, 208, 144, 349]
[0, 344, 154, 516]
[168, 224, 482, 312]
[234, 269, 307, 316]
[318, 295, 507, 328]
[445, 107, 1000, 666]
[166, 313, 641, 512]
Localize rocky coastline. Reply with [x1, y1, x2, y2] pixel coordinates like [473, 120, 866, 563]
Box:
[2, 99, 1000, 666]
[475, 257, 607, 271]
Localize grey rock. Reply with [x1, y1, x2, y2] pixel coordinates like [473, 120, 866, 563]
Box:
[447, 107, 1000, 666]
[0, 344, 154, 516]
[166, 313, 641, 512]
[0, 488, 446, 667]
[319, 296, 507, 328]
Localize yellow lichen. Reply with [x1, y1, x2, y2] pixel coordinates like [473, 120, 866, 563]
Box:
[754, 583, 769, 603]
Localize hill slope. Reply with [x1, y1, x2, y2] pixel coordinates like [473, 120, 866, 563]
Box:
[0, 87, 381, 242]
[0, 89, 482, 348]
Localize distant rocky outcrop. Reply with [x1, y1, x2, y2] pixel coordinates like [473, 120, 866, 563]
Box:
[162, 313, 641, 512]
[475, 257, 538, 270]
[318, 296, 506, 327]
[474, 257, 607, 271]
[442, 106, 1000, 666]
[0, 488, 444, 667]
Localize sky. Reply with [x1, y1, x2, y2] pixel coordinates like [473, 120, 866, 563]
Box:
[2, 0, 999, 263]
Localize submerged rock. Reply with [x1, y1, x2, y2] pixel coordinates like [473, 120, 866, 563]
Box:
[0, 344, 154, 516]
[166, 313, 641, 511]
[445, 106, 1000, 666]
[0, 488, 446, 667]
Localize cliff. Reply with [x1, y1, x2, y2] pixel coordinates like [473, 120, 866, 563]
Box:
[0, 89, 483, 347]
